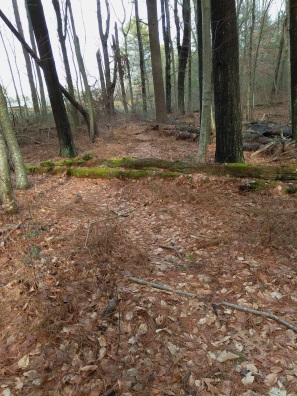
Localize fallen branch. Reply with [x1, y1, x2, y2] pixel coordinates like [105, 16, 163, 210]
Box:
[217, 301, 297, 333]
[159, 244, 184, 260]
[1, 216, 31, 246]
[128, 277, 297, 333]
[128, 277, 196, 297]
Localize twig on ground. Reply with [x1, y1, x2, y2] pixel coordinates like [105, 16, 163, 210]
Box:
[128, 277, 297, 333]
[1, 216, 31, 246]
[159, 244, 184, 260]
[128, 277, 196, 297]
[183, 369, 196, 395]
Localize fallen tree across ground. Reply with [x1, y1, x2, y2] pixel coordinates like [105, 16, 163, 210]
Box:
[26, 156, 297, 181]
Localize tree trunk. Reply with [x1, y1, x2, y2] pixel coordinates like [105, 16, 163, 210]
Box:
[25, 2, 47, 118]
[97, 0, 115, 115]
[197, 0, 212, 162]
[0, 32, 23, 118]
[135, 0, 148, 114]
[52, 0, 79, 128]
[177, 0, 191, 114]
[12, 0, 40, 115]
[114, 23, 128, 114]
[25, 0, 77, 158]
[96, 48, 107, 100]
[0, 85, 28, 190]
[161, 0, 172, 114]
[211, 0, 244, 163]
[66, 0, 97, 142]
[146, 0, 167, 123]
[197, 0, 203, 121]
[290, 0, 297, 141]
[271, 15, 287, 102]
[247, 0, 255, 121]
[187, 34, 192, 113]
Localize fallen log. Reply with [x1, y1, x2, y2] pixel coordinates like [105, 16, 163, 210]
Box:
[26, 156, 297, 181]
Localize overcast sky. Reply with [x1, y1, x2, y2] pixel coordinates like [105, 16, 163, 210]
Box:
[0, 0, 285, 104]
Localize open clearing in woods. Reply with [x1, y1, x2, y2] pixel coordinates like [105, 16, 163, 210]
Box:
[0, 111, 296, 395]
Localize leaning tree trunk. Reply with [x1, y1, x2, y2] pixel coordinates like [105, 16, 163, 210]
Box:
[290, 0, 297, 141]
[12, 0, 40, 115]
[271, 16, 287, 102]
[135, 0, 147, 114]
[211, 0, 244, 163]
[26, 0, 77, 158]
[198, 0, 212, 163]
[52, 0, 79, 128]
[146, 0, 167, 123]
[66, 0, 97, 142]
[0, 84, 28, 189]
[177, 0, 191, 114]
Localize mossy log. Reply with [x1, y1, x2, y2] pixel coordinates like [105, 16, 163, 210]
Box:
[26, 157, 297, 181]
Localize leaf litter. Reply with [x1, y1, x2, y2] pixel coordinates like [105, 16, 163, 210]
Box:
[0, 113, 296, 395]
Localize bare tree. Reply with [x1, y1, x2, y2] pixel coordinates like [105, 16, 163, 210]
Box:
[97, 0, 117, 115]
[114, 23, 128, 114]
[161, 0, 172, 113]
[211, 0, 244, 163]
[290, 0, 297, 141]
[26, 0, 77, 158]
[52, 0, 79, 127]
[66, 0, 97, 141]
[134, 0, 147, 114]
[12, 0, 40, 115]
[146, 0, 167, 122]
[198, 0, 212, 162]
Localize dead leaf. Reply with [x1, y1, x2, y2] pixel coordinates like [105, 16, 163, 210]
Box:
[17, 355, 30, 369]
[264, 372, 278, 386]
[217, 350, 240, 362]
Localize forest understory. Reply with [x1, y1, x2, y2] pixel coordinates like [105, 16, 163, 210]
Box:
[0, 106, 296, 396]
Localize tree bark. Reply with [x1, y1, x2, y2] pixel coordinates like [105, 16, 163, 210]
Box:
[177, 0, 191, 114]
[52, 0, 79, 128]
[114, 23, 128, 114]
[97, 0, 115, 115]
[290, 0, 297, 141]
[12, 0, 40, 115]
[0, 85, 28, 190]
[66, 0, 97, 142]
[146, 0, 167, 123]
[134, 0, 147, 114]
[271, 16, 287, 102]
[197, 0, 203, 121]
[25, 0, 77, 158]
[211, 0, 244, 163]
[25, 2, 47, 118]
[161, 0, 172, 114]
[198, 0, 212, 162]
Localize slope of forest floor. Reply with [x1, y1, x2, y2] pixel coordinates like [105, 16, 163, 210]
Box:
[0, 107, 296, 396]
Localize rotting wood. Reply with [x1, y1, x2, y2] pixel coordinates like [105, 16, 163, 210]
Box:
[25, 156, 297, 181]
[128, 277, 297, 333]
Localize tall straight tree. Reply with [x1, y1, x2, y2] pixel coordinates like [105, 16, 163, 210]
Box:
[197, 0, 203, 121]
[97, 0, 116, 115]
[135, 0, 147, 114]
[290, 0, 297, 141]
[66, 0, 97, 141]
[176, 0, 191, 114]
[211, 0, 244, 163]
[12, 0, 40, 115]
[197, 0, 211, 162]
[161, 0, 172, 113]
[146, 0, 167, 122]
[26, 0, 76, 158]
[52, 0, 79, 128]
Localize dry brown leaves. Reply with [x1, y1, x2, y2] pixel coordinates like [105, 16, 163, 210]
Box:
[0, 108, 296, 395]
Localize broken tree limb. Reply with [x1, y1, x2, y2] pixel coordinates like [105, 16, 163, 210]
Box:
[0, 10, 90, 133]
[1, 216, 31, 246]
[128, 277, 297, 333]
[218, 301, 297, 333]
[128, 277, 196, 297]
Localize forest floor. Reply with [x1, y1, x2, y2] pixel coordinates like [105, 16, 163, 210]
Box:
[0, 105, 296, 396]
